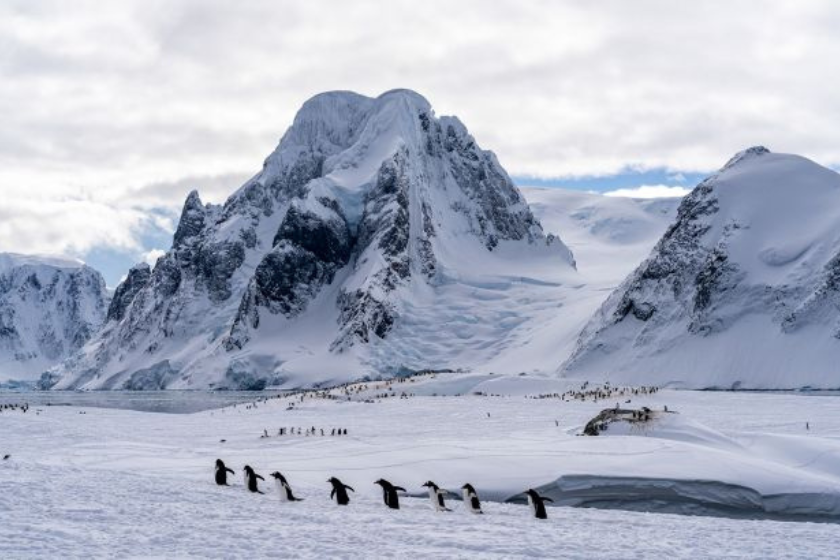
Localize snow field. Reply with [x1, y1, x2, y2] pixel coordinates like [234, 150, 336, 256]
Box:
[3, 377, 840, 557]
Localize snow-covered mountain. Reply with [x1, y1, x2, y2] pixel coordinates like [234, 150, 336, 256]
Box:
[0, 253, 108, 384]
[562, 147, 840, 389]
[46, 89, 578, 390]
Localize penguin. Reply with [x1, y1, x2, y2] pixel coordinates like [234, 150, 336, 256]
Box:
[328, 477, 355, 505]
[461, 483, 483, 514]
[243, 465, 265, 494]
[374, 479, 406, 510]
[270, 472, 303, 501]
[422, 481, 451, 511]
[524, 489, 553, 519]
[214, 459, 235, 486]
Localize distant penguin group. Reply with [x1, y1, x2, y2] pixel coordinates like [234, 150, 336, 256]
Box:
[215, 458, 554, 519]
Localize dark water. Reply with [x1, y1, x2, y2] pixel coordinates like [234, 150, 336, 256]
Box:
[0, 390, 289, 414]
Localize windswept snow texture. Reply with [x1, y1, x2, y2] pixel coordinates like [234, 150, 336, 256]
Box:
[564, 147, 840, 389]
[0, 253, 108, 383]
[47, 89, 584, 390]
[2, 378, 840, 558]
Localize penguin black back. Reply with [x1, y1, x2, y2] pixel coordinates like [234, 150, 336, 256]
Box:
[461, 483, 483, 514]
[375, 478, 406, 510]
[422, 481, 450, 511]
[271, 471, 303, 501]
[214, 458, 235, 486]
[525, 488, 553, 519]
[244, 465, 265, 494]
[328, 476, 355, 505]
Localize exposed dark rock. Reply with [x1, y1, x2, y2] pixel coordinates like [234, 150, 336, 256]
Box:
[173, 191, 207, 247]
[107, 263, 151, 322]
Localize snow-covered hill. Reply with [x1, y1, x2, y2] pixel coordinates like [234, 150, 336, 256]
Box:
[563, 147, 840, 389]
[0, 253, 108, 383]
[46, 89, 584, 390]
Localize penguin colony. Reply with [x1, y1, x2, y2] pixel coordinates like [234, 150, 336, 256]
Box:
[215, 459, 554, 519]
[205, 376, 661, 421]
[199, 376, 666, 521]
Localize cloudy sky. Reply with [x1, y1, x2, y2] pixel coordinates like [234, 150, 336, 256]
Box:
[2, 0, 840, 285]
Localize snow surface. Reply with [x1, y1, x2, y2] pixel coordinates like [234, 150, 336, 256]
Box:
[0, 253, 85, 271]
[3, 375, 840, 558]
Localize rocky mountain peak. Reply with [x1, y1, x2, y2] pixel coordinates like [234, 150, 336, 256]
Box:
[46, 89, 574, 391]
[562, 148, 840, 389]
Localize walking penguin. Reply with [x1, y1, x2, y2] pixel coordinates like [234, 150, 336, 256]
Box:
[270, 472, 303, 501]
[328, 477, 355, 505]
[214, 459, 235, 486]
[374, 479, 406, 510]
[524, 488, 553, 519]
[461, 483, 483, 514]
[422, 481, 451, 511]
[243, 465, 265, 494]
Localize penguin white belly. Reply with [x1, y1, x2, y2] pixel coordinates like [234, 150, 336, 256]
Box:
[428, 489, 439, 509]
[275, 479, 288, 501]
[463, 491, 480, 513]
[527, 494, 537, 516]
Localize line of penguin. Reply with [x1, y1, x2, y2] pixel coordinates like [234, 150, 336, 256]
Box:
[215, 459, 554, 519]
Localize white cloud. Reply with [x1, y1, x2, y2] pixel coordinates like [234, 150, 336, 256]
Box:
[603, 185, 692, 199]
[142, 248, 166, 266]
[2, 0, 840, 262]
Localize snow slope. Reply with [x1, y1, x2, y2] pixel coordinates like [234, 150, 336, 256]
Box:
[0, 253, 108, 383]
[563, 147, 840, 389]
[3, 377, 840, 558]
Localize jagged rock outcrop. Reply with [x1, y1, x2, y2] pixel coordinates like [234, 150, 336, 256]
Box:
[0, 254, 108, 383]
[563, 147, 840, 389]
[107, 263, 150, 322]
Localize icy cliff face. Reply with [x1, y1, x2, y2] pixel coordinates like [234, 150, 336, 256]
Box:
[48, 89, 574, 390]
[0, 254, 108, 383]
[563, 147, 840, 389]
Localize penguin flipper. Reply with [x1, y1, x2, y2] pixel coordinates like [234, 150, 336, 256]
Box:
[330, 488, 336, 499]
[227, 468, 235, 475]
[256, 474, 265, 481]
[543, 497, 554, 503]
[394, 486, 406, 492]
[346, 485, 355, 493]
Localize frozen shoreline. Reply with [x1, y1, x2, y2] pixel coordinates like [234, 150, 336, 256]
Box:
[3, 375, 840, 557]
